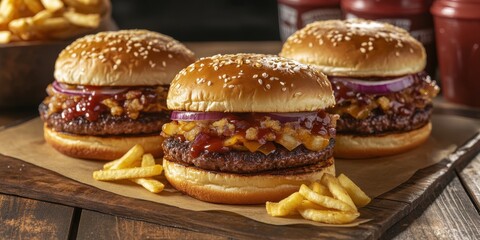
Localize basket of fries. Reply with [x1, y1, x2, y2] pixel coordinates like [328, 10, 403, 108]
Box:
[0, 0, 117, 108]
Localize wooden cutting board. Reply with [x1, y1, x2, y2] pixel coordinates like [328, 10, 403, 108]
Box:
[1, 108, 479, 239]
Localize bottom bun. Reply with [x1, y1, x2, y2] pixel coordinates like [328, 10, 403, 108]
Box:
[334, 122, 432, 159]
[44, 125, 164, 161]
[163, 158, 335, 204]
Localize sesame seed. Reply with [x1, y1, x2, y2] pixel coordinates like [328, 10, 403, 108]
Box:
[253, 74, 258, 78]
[258, 79, 263, 85]
[162, 61, 166, 67]
[308, 42, 313, 48]
[207, 81, 212, 86]
[368, 46, 374, 51]
[395, 51, 400, 56]
[294, 92, 303, 97]
[228, 84, 234, 88]
[361, 42, 368, 46]
[265, 84, 271, 89]
[360, 48, 366, 53]
[262, 72, 269, 78]
[282, 87, 287, 92]
[168, 54, 173, 58]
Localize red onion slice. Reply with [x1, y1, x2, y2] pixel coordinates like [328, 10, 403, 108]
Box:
[171, 111, 226, 121]
[330, 75, 415, 94]
[52, 81, 128, 96]
[266, 112, 318, 122]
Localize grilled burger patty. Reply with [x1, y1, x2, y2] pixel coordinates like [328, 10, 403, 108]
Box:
[39, 103, 169, 136]
[336, 105, 432, 135]
[162, 137, 335, 174]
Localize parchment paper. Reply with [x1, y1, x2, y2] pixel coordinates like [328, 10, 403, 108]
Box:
[0, 114, 478, 227]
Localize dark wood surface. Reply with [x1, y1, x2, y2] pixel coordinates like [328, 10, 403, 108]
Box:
[0, 102, 479, 239]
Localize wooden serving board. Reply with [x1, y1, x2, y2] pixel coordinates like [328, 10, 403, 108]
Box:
[1, 108, 479, 239]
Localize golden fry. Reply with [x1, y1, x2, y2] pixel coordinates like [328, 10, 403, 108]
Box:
[24, 0, 45, 14]
[32, 10, 54, 24]
[321, 174, 357, 211]
[299, 184, 355, 212]
[0, 31, 12, 43]
[337, 174, 371, 208]
[297, 208, 360, 224]
[63, 9, 100, 28]
[33, 17, 70, 32]
[104, 144, 144, 170]
[309, 181, 331, 196]
[299, 200, 328, 211]
[141, 153, 156, 167]
[40, 0, 64, 12]
[266, 192, 304, 217]
[130, 178, 164, 193]
[93, 165, 163, 181]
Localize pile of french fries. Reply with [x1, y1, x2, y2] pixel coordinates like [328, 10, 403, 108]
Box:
[0, 0, 107, 43]
[266, 173, 371, 224]
[93, 144, 165, 193]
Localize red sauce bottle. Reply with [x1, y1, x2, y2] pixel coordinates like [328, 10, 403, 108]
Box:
[431, 0, 480, 108]
[277, 0, 342, 41]
[341, 0, 437, 76]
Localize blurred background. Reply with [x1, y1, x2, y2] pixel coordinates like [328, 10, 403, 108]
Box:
[111, 0, 281, 41]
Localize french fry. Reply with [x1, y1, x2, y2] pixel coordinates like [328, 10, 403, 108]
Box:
[0, 31, 12, 43]
[63, 8, 99, 28]
[40, 0, 64, 12]
[141, 153, 156, 167]
[321, 174, 357, 211]
[0, 0, 17, 25]
[337, 174, 371, 207]
[297, 208, 360, 224]
[104, 144, 144, 170]
[93, 165, 163, 181]
[266, 192, 304, 217]
[130, 178, 164, 193]
[32, 10, 54, 25]
[33, 17, 70, 32]
[299, 200, 328, 211]
[24, 0, 45, 14]
[309, 181, 331, 196]
[299, 184, 355, 212]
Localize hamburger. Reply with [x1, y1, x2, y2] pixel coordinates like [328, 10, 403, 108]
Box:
[39, 30, 195, 160]
[280, 19, 439, 158]
[161, 53, 338, 204]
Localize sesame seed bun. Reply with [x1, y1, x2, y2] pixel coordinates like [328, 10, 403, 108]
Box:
[163, 158, 335, 204]
[54, 30, 196, 86]
[334, 122, 432, 159]
[43, 125, 164, 161]
[280, 19, 426, 77]
[167, 53, 335, 112]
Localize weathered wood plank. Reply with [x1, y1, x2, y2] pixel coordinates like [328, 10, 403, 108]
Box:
[389, 177, 480, 239]
[459, 152, 480, 211]
[0, 154, 408, 239]
[76, 210, 228, 240]
[0, 193, 74, 239]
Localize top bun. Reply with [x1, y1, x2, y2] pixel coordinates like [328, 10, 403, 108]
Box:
[167, 53, 335, 112]
[55, 30, 196, 86]
[280, 19, 426, 77]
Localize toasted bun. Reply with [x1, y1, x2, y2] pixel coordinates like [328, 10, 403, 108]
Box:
[44, 125, 164, 161]
[163, 158, 335, 204]
[55, 30, 196, 86]
[167, 53, 335, 112]
[334, 122, 432, 159]
[280, 19, 426, 77]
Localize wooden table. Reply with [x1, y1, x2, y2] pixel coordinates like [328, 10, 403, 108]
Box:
[1, 42, 480, 239]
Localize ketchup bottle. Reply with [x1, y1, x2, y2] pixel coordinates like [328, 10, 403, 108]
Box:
[431, 0, 480, 107]
[341, 0, 437, 76]
[277, 0, 342, 41]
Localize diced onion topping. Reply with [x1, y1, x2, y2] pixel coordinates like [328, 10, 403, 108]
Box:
[330, 75, 415, 94]
[52, 81, 128, 96]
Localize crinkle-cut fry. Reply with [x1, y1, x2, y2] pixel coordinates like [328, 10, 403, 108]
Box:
[104, 144, 144, 170]
[321, 174, 357, 211]
[338, 174, 371, 207]
[297, 207, 360, 224]
[266, 192, 304, 217]
[130, 178, 164, 193]
[141, 154, 156, 167]
[93, 165, 163, 181]
[299, 184, 355, 212]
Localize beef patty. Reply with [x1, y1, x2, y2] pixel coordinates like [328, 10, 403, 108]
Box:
[162, 137, 334, 174]
[39, 103, 169, 136]
[337, 105, 432, 135]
